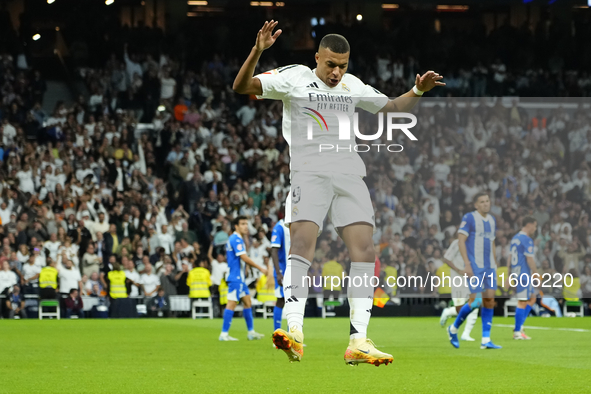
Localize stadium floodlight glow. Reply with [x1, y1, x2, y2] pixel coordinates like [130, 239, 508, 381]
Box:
[105, 0, 114, 5]
[356, 14, 363, 21]
[589, 0, 591, 6]
[32, 34, 41, 41]
[436, 5, 469, 12]
[275, 2, 285, 6]
[319, 17, 325, 25]
[47, 0, 55, 4]
[382, 4, 399, 9]
[157, 105, 166, 112]
[311, 17, 318, 26]
[250, 1, 273, 5]
[187, 1, 208, 5]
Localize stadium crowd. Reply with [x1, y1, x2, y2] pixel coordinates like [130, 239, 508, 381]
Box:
[1, 16, 591, 318]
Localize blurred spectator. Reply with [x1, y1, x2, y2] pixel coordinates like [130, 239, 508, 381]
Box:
[5, 285, 26, 319]
[58, 259, 82, 298]
[140, 263, 160, 297]
[148, 288, 171, 317]
[64, 288, 84, 318]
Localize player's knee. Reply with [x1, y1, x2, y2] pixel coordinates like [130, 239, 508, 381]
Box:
[482, 298, 494, 308]
[349, 241, 375, 262]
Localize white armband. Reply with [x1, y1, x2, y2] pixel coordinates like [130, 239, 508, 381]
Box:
[412, 85, 424, 96]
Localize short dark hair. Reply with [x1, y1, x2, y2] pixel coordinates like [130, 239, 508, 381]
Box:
[473, 192, 489, 203]
[319, 34, 350, 54]
[233, 215, 248, 229]
[522, 216, 537, 227]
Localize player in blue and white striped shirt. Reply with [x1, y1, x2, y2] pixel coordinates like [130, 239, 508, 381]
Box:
[510, 216, 539, 340]
[219, 216, 268, 341]
[447, 192, 502, 349]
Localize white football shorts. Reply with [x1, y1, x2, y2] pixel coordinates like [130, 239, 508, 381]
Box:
[451, 272, 470, 304]
[285, 171, 375, 233]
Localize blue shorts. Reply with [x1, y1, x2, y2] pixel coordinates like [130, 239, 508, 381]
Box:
[516, 282, 534, 301]
[227, 281, 250, 302]
[468, 267, 497, 293]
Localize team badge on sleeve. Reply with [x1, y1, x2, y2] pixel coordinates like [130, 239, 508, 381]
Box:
[528, 246, 533, 253]
[460, 221, 466, 228]
[237, 244, 243, 251]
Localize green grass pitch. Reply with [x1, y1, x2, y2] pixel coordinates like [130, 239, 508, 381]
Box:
[1, 317, 589, 393]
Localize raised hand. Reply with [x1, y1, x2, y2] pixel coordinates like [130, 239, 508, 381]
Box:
[255, 20, 282, 52]
[415, 71, 445, 92]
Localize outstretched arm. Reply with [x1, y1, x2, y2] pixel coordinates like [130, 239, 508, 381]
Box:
[380, 71, 446, 113]
[233, 20, 282, 95]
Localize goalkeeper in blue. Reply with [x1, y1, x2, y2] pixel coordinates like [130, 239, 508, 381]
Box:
[270, 218, 290, 331]
[447, 192, 501, 349]
[509, 216, 539, 340]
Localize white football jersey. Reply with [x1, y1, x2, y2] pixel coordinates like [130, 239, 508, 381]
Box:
[443, 239, 465, 276]
[255, 65, 389, 176]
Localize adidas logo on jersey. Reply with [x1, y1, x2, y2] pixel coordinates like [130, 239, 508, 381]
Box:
[306, 82, 319, 89]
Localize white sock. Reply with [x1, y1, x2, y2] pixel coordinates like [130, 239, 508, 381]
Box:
[348, 262, 375, 340]
[283, 254, 311, 332]
[463, 307, 478, 337]
[450, 325, 458, 334]
[482, 337, 490, 344]
[447, 306, 458, 317]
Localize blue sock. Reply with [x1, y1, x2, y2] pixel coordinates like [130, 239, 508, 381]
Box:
[525, 304, 532, 317]
[453, 303, 473, 330]
[482, 307, 494, 338]
[273, 306, 283, 331]
[523, 304, 532, 327]
[243, 308, 254, 332]
[222, 308, 234, 333]
[514, 307, 526, 332]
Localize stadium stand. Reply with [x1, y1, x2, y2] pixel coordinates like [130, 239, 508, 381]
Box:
[0, 7, 590, 319]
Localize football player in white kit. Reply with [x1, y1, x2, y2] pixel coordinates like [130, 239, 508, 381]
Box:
[439, 234, 481, 342]
[233, 20, 444, 366]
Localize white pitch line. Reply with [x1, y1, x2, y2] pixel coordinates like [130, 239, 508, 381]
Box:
[494, 324, 590, 333]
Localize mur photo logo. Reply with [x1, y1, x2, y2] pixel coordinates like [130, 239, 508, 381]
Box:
[304, 109, 418, 153]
